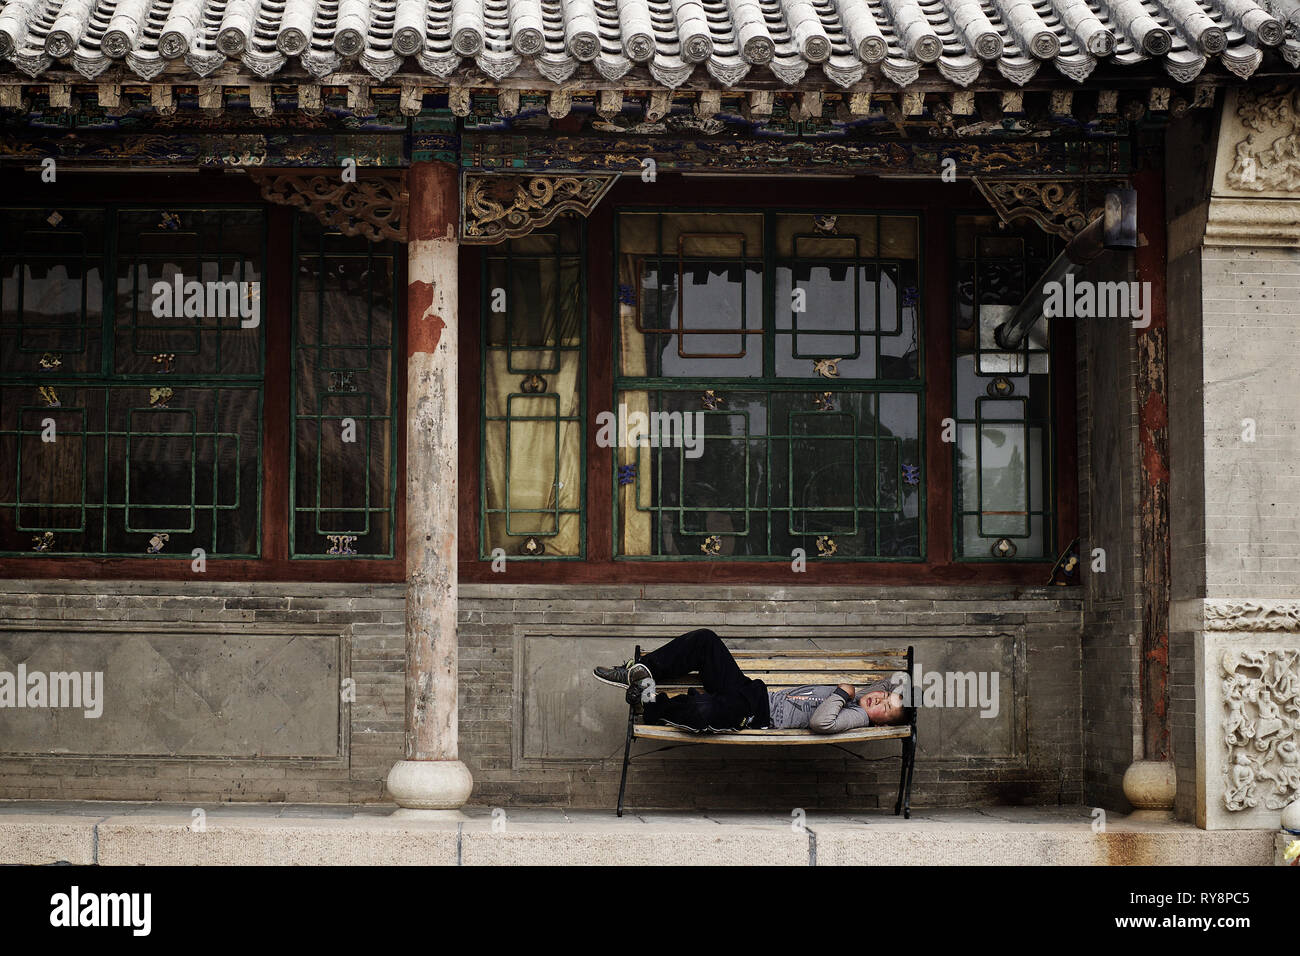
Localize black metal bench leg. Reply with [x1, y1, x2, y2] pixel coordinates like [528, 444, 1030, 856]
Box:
[616, 707, 634, 817]
[615, 644, 641, 818]
[894, 737, 910, 816]
[903, 727, 917, 819]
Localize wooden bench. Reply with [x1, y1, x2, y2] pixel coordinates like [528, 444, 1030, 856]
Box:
[616, 644, 917, 818]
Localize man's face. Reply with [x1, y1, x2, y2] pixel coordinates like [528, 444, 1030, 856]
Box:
[860, 691, 905, 725]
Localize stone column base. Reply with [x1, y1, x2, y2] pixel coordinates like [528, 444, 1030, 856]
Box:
[1123, 760, 1176, 822]
[386, 759, 473, 811]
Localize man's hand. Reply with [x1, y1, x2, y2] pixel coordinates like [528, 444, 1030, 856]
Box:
[837, 683, 855, 697]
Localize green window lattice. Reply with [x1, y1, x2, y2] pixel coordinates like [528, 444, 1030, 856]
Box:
[0, 206, 264, 557]
[615, 210, 924, 560]
[952, 215, 1057, 560]
[479, 217, 586, 560]
[290, 216, 399, 558]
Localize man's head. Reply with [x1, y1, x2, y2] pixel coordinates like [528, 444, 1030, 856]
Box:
[859, 690, 906, 726]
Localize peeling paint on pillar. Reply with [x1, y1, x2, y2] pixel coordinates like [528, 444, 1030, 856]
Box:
[408, 280, 447, 353]
[1135, 169, 1171, 763]
[405, 162, 462, 763]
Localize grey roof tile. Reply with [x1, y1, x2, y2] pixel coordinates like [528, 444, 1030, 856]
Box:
[0, 0, 1288, 84]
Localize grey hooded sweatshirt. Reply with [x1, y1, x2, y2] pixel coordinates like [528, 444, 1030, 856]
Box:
[766, 676, 900, 733]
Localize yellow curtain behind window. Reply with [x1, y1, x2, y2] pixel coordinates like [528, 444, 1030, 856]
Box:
[483, 250, 582, 556]
[618, 250, 652, 555]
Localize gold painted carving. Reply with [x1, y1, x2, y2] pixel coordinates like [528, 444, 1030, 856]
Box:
[247, 168, 407, 242]
[461, 173, 617, 244]
[972, 177, 1127, 240]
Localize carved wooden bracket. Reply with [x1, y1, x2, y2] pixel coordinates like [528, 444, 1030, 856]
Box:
[247, 168, 407, 242]
[972, 177, 1128, 240]
[461, 172, 618, 244]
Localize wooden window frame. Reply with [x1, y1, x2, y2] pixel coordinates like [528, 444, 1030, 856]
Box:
[0, 171, 406, 583]
[460, 175, 1078, 585]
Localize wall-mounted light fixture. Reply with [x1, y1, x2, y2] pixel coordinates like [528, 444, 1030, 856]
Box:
[1103, 187, 1138, 250]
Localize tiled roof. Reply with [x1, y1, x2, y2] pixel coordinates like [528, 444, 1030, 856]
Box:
[0, 0, 1295, 89]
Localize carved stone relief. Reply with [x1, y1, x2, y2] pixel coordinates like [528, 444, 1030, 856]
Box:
[1221, 648, 1300, 811]
[1223, 86, 1300, 193]
[1205, 601, 1300, 632]
[1206, 85, 1300, 247]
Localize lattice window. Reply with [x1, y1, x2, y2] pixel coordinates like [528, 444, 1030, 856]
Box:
[952, 215, 1057, 560]
[615, 210, 923, 560]
[0, 208, 104, 375]
[291, 217, 399, 558]
[113, 209, 264, 377]
[0, 206, 263, 558]
[480, 217, 585, 559]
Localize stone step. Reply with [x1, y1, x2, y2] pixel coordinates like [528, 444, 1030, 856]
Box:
[0, 802, 1281, 866]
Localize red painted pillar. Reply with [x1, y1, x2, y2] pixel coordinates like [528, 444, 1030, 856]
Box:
[1135, 167, 1171, 765]
[386, 161, 473, 811]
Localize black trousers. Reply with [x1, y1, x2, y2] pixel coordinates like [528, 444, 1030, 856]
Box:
[639, 629, 770, 731]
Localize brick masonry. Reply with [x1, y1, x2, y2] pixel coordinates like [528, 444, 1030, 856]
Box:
[0, 579, 1085, 810]
[0, 580, 404, 805]
[1198, 246, 1300, 600]
[1187, 245, 1300, 824]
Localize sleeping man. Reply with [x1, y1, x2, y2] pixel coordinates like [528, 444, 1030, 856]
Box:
[593, 628, 908, 733]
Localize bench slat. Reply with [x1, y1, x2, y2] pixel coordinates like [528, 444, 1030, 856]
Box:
[632, 724, 911, 744]
[718, 658, 909, 671]
[727, 650, 906, 658]
[656, 673, 902, 688]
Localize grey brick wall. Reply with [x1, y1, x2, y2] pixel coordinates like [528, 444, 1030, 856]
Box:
[1, 579, 1083, 810]
[1181, 244, 1300, 822]
[0, 580, 405, 804]
[1199, 246, 1300, 599]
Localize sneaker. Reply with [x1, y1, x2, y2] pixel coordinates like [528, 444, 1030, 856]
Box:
[593, 661, 651, 688]
[625, 677, 656, 706]
[626, 677, 657, 720]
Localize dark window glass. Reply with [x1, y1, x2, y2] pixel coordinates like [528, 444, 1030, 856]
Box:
[291, 216, 399, 558]
[0, 206, 264, 558]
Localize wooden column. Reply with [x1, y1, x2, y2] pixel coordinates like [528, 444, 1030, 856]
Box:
[1120, 166, 1176, 819]
[385, 161, 473, 811]
[1135, 167, 1171, 763]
